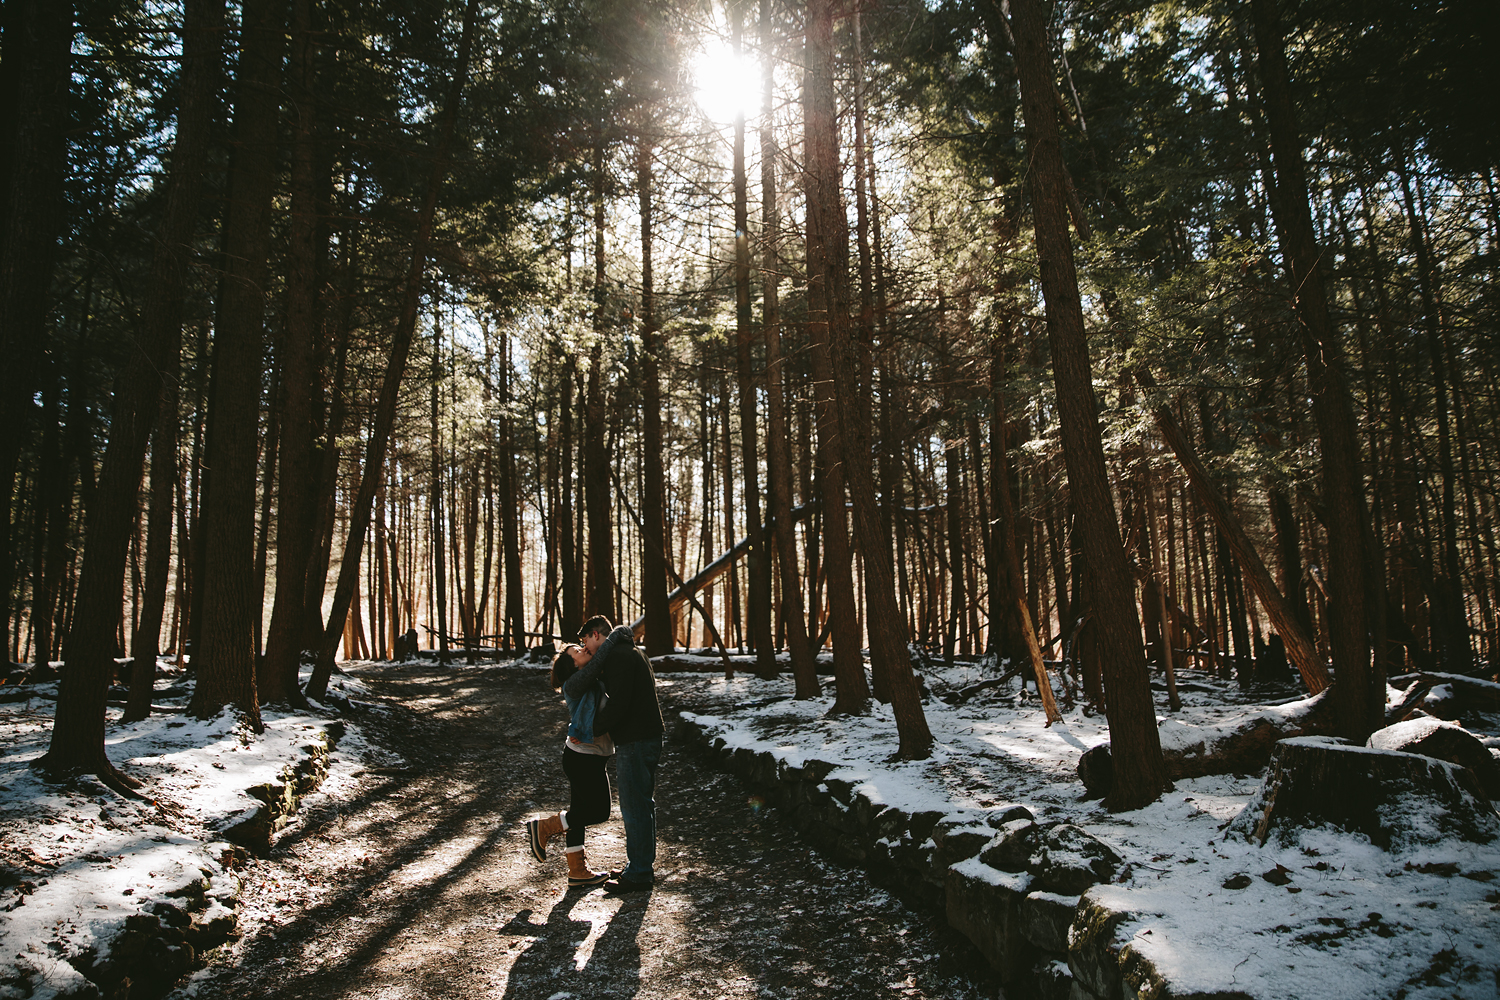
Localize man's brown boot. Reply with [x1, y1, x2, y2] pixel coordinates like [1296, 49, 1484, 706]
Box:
[566, 847, 610, 888]
[526, 813, 565, 861]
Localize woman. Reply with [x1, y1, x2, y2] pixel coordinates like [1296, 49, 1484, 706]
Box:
[525, 624, 633, 887]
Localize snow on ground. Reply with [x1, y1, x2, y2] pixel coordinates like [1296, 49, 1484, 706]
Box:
[666, 656, 1500, 999]
[3, 651, 1497, 999]
[0, 662, 372, 1000]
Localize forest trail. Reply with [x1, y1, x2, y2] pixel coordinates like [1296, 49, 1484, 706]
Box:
[179, 661, 998, 1000]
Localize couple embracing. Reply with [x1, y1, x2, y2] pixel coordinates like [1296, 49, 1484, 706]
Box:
[524, 615, 663, 894]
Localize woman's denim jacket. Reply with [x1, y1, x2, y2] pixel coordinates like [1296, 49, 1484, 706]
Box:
[562, 625, 632, 743]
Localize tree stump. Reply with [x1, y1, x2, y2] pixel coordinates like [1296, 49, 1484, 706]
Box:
[1229, 736, 1500, 851]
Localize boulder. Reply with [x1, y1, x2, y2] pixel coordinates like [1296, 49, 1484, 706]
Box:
[1228, 736, 1500, 851]
[1068, 888, 1145, 999]
[945, 860, 1031, 984]
[1078, 745, 1113, 799]
[1019, 889, 1078, 953]
[981, 818, 1044, 872]
[1366, 717, 1500, 800]
[932, 818, 995, 873]
[1031, 956, 1083, 1000]
[1032, 824, 1124, 896]
[907, 808, 945, 845]
[214, 800, 271, 854]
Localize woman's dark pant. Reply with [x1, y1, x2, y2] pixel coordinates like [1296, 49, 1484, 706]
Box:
[563, 747, 611, 848]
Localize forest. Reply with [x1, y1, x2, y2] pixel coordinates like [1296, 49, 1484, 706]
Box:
[3, 0, 1496, 813]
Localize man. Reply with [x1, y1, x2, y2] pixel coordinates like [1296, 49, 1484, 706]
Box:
[578, 614, 663, 893]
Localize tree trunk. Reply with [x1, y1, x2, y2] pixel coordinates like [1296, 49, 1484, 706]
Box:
[1009, 0, 1163, 808]
[298, 288, 352, 655]
[1395, 162, 1471, 674]
[124, 376, 180, 722]
[760, 0, 818, 697]
[189, 0, 288, 724]
[430, 310, 451, 662]
[944, 433, 965, 667]
[251, 375, 280, 659]
[305, 0, 482, 700]
[1, 0, 73, 645]
[807, 0, 930, 753]
[559, 348, 581, 633]
[638, 135, 674, 656]
[1249, 0, 1378, 741]
[500, 339, 525, 651]
[584, 142, 616, 623]
[261, 0, 324, 704]
[732, 7, 775, 677]
[40, 0, 219, 784]
[31, 357, 82, 671]
[802, 0, 867, 715]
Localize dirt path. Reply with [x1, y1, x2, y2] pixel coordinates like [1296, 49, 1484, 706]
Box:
[179, 660, 1000, 1000]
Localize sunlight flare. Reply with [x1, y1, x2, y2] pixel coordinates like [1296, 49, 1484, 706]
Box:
[689, 37, 761, 126]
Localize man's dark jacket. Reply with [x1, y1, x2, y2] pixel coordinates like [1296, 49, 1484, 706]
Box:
[594, 640, 664, 746]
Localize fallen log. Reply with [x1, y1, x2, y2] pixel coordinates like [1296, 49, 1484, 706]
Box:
[1385, 677, 1437, 726]
[1387, 672, 1500, 709]
[1155, 690, 1339, 780]
[950, 661, 1028, 704]
[650, 654, 753, 674]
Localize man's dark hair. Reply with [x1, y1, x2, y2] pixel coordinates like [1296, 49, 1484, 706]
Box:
[576, 615, 612, 640]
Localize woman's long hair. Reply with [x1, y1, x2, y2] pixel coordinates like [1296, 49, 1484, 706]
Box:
[550, 648, 579, 691]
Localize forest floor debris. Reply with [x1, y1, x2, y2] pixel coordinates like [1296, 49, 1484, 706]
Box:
[0, 653, 1496, 998]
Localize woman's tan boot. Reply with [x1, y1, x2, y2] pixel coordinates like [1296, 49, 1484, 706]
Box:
[565, 846, 610, 887]
[526, 812, 565, 861]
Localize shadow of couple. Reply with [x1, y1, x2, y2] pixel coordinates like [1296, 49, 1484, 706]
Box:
[498, 884, 653, 999]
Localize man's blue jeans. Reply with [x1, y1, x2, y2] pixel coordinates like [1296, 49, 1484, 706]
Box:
[614, 737, 662, 882]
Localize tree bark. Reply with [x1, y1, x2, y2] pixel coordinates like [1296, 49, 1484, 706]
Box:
[261, 0, 324, 704]
[124, 378, 180, 722]
[429, 310, 450, 662]
[1, 0, 73, 645]
[806, 0, 930, 755]
[584, 141, 616, 622]
[298, 281, 353, 654]
[761, 0, 819, 698]
[1395, 161, 1471, 674]
[732, 6, 775, 677]
[944, 432, 965, 666]
[559, 347, 582, 633]
[1008, 0, 1163, 807]
[803, 0, 867, 716]
[638, 136, 674, 656]
[190, 0, 289, 724]
[1249, 0, 1379, 741]
[40, 0, 221, 781]
[499, 339, 525, 650]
